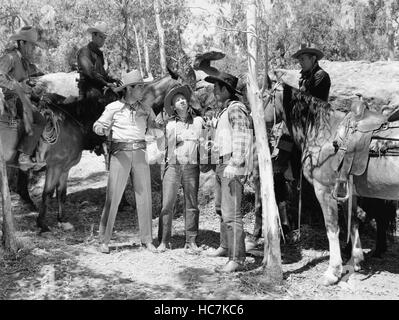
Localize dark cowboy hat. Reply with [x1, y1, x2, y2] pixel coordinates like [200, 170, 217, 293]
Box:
[164, 84, 192, 116]
[204, 71, 242, 96]
[292, 46, 324, 60]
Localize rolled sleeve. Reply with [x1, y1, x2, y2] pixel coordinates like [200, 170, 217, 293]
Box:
[93, 102, 120, 135]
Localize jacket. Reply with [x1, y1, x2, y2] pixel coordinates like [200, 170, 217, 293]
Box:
[77, 42, 115, 89]
[299, 63, 331, 102]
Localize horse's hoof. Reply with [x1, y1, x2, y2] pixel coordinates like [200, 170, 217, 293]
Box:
[58, 222, 75, 231]
[39, 226, 51, 233]
[322, 271, 339, 286]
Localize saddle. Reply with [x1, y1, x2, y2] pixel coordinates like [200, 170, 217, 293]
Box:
[333, 98, 389, 200]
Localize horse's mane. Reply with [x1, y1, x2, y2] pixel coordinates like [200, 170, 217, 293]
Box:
[41, 92, 116, 127]
[282, 84, 332, 132]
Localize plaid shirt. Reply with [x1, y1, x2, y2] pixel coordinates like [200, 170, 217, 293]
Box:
[216, 99, 252, 169]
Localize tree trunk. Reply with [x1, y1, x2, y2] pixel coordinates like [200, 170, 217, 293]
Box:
[246, 0, 283, 284]
[154, 0, 167, 76]
[141, 17, 152, 78]
[386, 0, 395, 61]
[133, 24, 144, 77]
[0, 137, 18, 254]
[120, 0, 131, 71]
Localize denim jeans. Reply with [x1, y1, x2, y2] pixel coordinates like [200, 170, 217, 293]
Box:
[215, 164, 246, 262]
[158, 164, 200, 244]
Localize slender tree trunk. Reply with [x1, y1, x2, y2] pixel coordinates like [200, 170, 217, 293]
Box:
[386, 0, 395, 61]
[120, 0, 131, 71]
[141, 17, 152, 78]
[154, 0, 167, 76]
[246, 0, 282, 284]
[133, 24, 144, 77]
[0, 138, 18, 254]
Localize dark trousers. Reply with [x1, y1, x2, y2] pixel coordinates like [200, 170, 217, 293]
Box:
[78, 83, 103, 100]
[215, 164, 245, 262]
[158, 164, 200, 244]
[17, 110, 46, 156]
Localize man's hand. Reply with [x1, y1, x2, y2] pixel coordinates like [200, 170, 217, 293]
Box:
[115, 79, 123, 87]
[106, 82, 117, 88]
[223, 165, 238, 179]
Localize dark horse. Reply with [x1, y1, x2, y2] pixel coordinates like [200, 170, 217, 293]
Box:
[266, 83, 399, 285]
[3, 75, 177, 232]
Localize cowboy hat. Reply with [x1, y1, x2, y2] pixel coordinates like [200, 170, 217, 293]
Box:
[10, 26, 40, 46]
[204, 71, 242, 96]
[164, 84, 192, 116]
[87, 22, 108, 35]
[114, 70, 152, 92]
[292, 46, 324, 60]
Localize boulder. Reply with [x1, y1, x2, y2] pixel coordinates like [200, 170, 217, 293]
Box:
[272, 60, 399, 113]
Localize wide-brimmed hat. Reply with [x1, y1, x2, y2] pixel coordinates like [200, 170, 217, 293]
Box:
[114, 70, 150, 92]
[87, 22, 108, 35]
[292, 46, 324, 60]
[164, 84, 192, 116]
[10, 26, 40, 45]
[204, 71, 242, 96]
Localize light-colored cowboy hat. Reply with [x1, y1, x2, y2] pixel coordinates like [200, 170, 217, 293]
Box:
[292, 45, 324, 60]
[204, 71, 242, 96]
[114, 70, 152, 92]
[87, 22, 108, 35]
[10, 26, 41, 46]
[164, 84, 192, 116]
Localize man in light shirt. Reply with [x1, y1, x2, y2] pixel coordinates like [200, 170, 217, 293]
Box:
[93, 70, 157, 254]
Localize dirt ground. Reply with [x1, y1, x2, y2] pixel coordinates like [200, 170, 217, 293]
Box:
[1, 151, 399, 300]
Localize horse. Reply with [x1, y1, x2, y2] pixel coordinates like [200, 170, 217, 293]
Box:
[265, 83, 399, 285]
[3, 74, 178, 233]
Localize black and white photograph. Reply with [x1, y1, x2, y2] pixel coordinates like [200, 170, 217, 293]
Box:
[0, 0, 399, 303]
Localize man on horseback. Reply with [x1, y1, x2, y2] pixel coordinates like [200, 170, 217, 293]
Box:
[77, 22, 121, 100]
[0, 26, 46, 171]
[292, 46, 331, 102]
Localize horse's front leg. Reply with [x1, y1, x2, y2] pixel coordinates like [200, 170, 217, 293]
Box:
[313, 180, 343, 285]
[56, 171, 74, 231]
[37, 166, 61, 232]
[348, 196, 364, 271]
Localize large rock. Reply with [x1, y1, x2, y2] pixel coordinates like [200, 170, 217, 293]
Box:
[273, 60, 399, 113]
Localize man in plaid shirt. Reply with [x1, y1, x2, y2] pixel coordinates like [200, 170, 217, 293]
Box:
[205, 71, 253, 273]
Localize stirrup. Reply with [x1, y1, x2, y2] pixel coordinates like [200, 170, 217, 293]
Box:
[332, 179, 349, 202]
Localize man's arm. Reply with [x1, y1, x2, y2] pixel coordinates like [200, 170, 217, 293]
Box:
[0, 54, 16, 90]
[93, 102, 120, 136]
[77, 48, 108, 88]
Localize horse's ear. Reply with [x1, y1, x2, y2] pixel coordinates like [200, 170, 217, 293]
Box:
[167, 65, 179, 80]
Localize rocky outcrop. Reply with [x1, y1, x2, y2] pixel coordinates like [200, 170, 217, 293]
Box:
[273, 60, 399, 113]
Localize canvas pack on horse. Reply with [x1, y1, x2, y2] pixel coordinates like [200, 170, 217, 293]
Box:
[265, 82, 399, 285]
